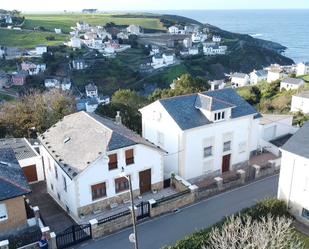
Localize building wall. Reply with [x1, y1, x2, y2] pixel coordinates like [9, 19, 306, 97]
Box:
[280, 82, 303, 91]
[182, 115, 258, 180]
[0, 196, 27, 233]
[19, 156, 45, 182]
[231, 76, 249, 87]
[291, 96, 309, 114]
[77, 144, 164, 214]
[140, 101, 182, 178]
[278, 151, 309, 225]
[40, 146, 78, 217]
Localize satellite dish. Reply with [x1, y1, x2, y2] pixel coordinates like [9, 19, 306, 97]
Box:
[129, 233, 135, 243]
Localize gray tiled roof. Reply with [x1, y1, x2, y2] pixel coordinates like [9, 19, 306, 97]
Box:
[255, 70, 267, 77]
[281, 122, 309, 159]
[231, 73, 248, 79]
[39, 112, 163, 179]
[159, 88, 261, 130]
[195, 93, 235, 111]
[0, 138, 38, 160]
[0, 148, 31, 201]
[85, 83, 97, 92]
[281, 78, 304, 85]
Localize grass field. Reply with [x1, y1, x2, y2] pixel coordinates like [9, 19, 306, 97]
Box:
[24, 14, 165, 33]
[0, 28, 68, 48]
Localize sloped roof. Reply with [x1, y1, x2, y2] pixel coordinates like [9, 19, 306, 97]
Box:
[231, 73, 248, 79]
[281, 78, 304, 85]
[0, 148, 31, 201]
[39, 112, 163, 179]
[0, 138, 38, 160]
[159, 88, 261, 130]
[281, 122, 309, 159]
[194, 93, 235, 111]
[254, 70, 267, 77]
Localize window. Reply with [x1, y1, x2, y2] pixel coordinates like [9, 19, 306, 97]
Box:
[91, 182, 107, 201]
[50, 183, 54, 190]
[48, 158, 51, 171]
[302, 208, 309, 219]
[157, 132, 164, 146]
[125, 149, 134, 165]
[115, 177, 129, 193]
[223, 141, 231, 152]
[0, 204, 8, 221]
[57, 192, 61, 201]
[108, 154, 118, 170]
[54, 165, 58, 179]
[63, 176, 67, 192]
[204, 146, 213, 158]
[238, 142, 247, 153]
[214, 111, 225, 121]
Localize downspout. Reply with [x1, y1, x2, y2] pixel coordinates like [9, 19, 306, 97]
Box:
[287, 159, 296, 209]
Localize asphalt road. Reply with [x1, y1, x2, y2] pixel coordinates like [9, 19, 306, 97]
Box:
[76, 175, 279, 249]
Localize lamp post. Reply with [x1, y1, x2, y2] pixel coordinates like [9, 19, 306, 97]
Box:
[120, 168, 139, 249]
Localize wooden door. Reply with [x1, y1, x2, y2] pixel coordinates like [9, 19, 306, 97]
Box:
[222, 154, 231, 173]
[139, 169, 151, 194]
[23, 165, 38, 182]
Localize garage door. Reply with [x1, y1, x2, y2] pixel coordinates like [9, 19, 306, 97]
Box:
[23, 165, 38, 183]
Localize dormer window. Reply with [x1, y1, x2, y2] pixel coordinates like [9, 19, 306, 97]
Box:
[214, 111, 225, 121]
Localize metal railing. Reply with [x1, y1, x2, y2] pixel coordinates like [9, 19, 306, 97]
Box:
[153, 189, 191, 207]
[97, 209, 131, 225]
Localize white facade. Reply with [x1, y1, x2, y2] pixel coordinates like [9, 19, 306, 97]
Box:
[212, 36, 221, 42]
[183, 38, 192, 48]
[203, 45, 227, 56]
[68, 37, 82, 49]
[192, 33, 207, 43]
[296, 62, 309, 76]
[162, 53, 175, 65]
[280, 79, 305, 91]
[267, 70, 283, 83]
[36, 46, 47, 55]
[231, 74, 249, 87]
[126, 25, 142, 35]
[140, 95, 260, 180]
[41, 140, 163, 220]
[168, 26, 179, 34]
[249, 70, 267, 84]
[291, 93, 309, 114]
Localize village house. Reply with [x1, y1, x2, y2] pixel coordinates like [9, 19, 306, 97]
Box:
[296, 62, 309, 76]
[0, 148, 32, 235]
[76, 21, 90, 32]
[44, 77, 71, 91]
[183, 37, 192, 48]
[168, 26, 179, 35]
[280, 78, 305, 91]
[54, 28, 62, 34]
[277, 122, 309, 225]
[212, 35, 222, 43]
[203, 45, 227, 56]
[291, 91, 309, 114]
[267, 65, 285, 83]
[184, 25, 195, 34]
[162, 53, 175, 65]
[85, 83, 98, 98]
[249, 69, 268, 84]
[140, 88, 262, 181]
[117, 32, 129, 40]
[35, 45, 47, 55]
[11, 71, 27, 86]
[21, 61, 46, 75]
[210, 80, 226, 91]
[38, 111, 164, 221]
[192, 32, 207, 43]
[72, 59, 87, 70]
[126, 24, 142, 35]
[149, 45, 160, 55]
[68, 37, 82, 49]
[0, 138, 44, 183]
[231, 73, 250, 87]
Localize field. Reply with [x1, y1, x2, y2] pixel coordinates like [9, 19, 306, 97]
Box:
[23, 14, 165, 33]
[0, 28, 68, 48]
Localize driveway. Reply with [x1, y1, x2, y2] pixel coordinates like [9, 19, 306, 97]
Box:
[75, 175, 279, 249]
[28, 182, 76, 234]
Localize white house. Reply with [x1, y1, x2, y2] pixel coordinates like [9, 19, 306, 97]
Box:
[140, 88, 261, 180]
[76, 21, 90, 31]
[296, 62, 309, 76]
[267, 67, 285, 83]
[55, 28, 62, 34]
[210, 80, 225, 91]
[192, 32, 207, 43]
[126, 25, 142, 35]
[183, 38, 192, 48]
[168, 26, 179, 34]
[36, 45, 47, 55]
[44, 78, 60, 88]
[291, 92, 309, 114]
[61, 78, 72, 91]
[277, 122, 309, 225]
[68, 37, 82, 49]
[203, 45, 227, 56]
[150, 45, 160, 56]
[231, 73, 250, 87]
[21, 62, 46, 75]
[280, 78, 305, 91]
[0, 138, 44, 183]
[85, 83, 98, 98]
[249, 70, 268, 84]
[39, 111, 164, 221]
[72, 59, 87, 70]
[212, 36, 222, 42]
[162, 53, 175, 65]
[117, 32, 129, 40]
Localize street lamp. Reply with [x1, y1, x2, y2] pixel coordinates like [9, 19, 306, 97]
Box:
[119, 167, 139, 249]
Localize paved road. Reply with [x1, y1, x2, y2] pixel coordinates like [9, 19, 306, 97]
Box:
[76, 175, 279, 249]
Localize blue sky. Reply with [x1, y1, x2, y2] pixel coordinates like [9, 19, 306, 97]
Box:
[2, 0, 309, 12]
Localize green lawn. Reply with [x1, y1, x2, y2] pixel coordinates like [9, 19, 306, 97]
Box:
[24, 14, 165, 33]
[303, 75, 309, 82]
[0, 28, 68, 48]
[295, 230, 309, 248]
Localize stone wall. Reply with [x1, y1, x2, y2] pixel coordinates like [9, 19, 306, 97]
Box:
[171, 175, 192, 192]
[0, 197, 28, 233]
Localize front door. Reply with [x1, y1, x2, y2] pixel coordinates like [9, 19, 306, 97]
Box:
[222, 154, 231, 173]
[23, 165, 38, 183]
[139, 169, 151, 194]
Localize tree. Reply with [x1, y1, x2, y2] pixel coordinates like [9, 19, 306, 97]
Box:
[206, 215, 304, 249]
[0, 90, 76, 138]
[112, 89, 147, 109]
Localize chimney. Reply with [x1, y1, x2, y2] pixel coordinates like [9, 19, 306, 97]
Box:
[115, 111, 122, 125]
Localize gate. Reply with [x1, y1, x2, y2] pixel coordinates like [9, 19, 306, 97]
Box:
[136, 201, 150, 221]
[56, 224, 92, 249]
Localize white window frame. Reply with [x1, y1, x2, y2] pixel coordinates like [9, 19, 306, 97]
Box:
[0, 203, 8, 222]
[302, 208, 309, 220]
[203, 146, 213, 158]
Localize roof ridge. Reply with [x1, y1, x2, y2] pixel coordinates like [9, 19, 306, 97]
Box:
[0, 175, 31, 194]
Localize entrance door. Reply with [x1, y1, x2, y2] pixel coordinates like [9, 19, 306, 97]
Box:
[221, 154, 231, 173]
[23, 165, 38, 182]
[139, 169, 151, 194]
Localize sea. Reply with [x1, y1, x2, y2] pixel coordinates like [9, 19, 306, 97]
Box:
[155, 9, 309, 63]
